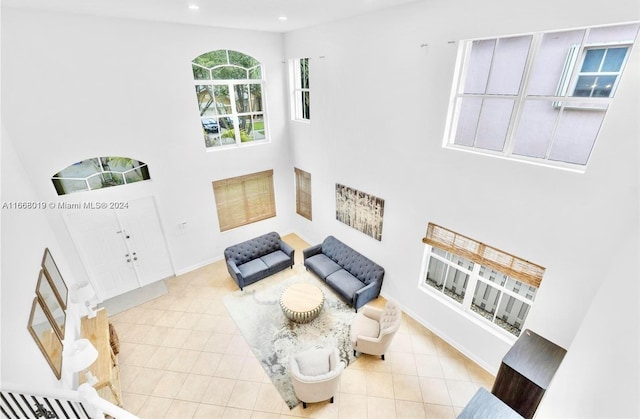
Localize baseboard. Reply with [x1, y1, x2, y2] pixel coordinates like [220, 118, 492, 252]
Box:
[379, 291, 498, 376]
[174, 255, 224, 276]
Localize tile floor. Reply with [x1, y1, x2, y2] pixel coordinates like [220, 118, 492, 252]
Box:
[111, 234, 494, 418]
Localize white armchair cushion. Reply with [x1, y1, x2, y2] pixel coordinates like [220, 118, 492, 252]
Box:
[351, 312, 381, 340]
[295, 348, 331, 377]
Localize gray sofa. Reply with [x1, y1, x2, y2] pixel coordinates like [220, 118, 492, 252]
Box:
[224, 231, 295, 290]
[303, 236, 384, 311]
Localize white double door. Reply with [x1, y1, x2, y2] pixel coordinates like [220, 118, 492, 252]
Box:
[64, 196, 174, 300]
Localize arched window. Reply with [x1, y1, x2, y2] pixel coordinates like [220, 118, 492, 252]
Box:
[192, 50, 267, 148]
[52, 157, 150, 195]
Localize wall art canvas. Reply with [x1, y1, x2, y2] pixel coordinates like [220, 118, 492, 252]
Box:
[335, 183, 384, 241]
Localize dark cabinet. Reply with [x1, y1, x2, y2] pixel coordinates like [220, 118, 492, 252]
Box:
[491, 329, 566, 419]
[458, 387, 523, 419]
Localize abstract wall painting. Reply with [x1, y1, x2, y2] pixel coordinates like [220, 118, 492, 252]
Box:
[335, 183, 384, 241]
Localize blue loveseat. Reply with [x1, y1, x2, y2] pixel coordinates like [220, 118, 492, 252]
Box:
[224, 232, 295, 290]
[303, 236, 384, 311]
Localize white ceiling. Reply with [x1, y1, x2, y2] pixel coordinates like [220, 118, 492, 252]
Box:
[2, 0, 423, 33]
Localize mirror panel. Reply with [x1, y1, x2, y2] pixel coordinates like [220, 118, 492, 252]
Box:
[41, 248, 68, 309]
[36, 270, 66, 339]
[28, 297, 63, 379]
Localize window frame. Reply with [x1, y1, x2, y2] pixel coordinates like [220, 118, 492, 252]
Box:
[443, 23, 639, 172]
[568, 45, 631, 98]
[192, 50, 268, 149]
[51, 157, 151, 196]
[291, 57, 310, 121]
[419, 223, 544, 341]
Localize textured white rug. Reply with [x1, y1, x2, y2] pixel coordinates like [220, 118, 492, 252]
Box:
[222, 266, 357, 409]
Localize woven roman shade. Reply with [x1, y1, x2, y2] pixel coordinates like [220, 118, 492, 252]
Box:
[294, 167, 312, 221]
[212, 170, 275, 231]
[422, 223, 545, 288]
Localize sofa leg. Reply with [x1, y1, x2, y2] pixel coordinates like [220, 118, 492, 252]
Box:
[381, 354, 385, 361]
[330, 397, 334, 404]
[353, 349, 357, 357]
[302, 402, 307, 409]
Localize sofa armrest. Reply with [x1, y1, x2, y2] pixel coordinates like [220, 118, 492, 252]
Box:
[354, 278, 383, 310]
[279, 240, 295, 259]
[226, 259, 245, 290]
[303, 244, 323, 260]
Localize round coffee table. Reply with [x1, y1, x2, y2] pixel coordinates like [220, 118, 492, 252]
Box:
[280, 282, 324, 323]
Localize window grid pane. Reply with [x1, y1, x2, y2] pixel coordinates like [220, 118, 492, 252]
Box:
[422, 224, 542, 338]
[446, 23, 639, 169]
[293, 58, 311, 120]
[192, 50, 267, 148]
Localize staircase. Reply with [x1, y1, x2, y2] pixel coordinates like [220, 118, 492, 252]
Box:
[1, 384, 137, 419]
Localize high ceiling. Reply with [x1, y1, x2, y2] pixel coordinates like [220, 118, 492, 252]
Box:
[2, 0, 423, 33]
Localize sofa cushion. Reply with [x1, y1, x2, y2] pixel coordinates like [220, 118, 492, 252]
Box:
[342, 253, 385, 286]
[321, 236, 383, 285]
[260, 250, 291, 271]
[326, 269, 365, 301]
[224, 232, 282, 266]
[238, 258, 269, 283]
[305, 254, 342, 279]
[321, 236, 352, 266]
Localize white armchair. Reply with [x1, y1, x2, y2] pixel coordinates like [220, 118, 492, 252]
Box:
[289, 347, 345, 409]
[350, 300, 402, 360]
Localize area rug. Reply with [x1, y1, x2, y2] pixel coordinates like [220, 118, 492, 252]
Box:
[222, 266, 357, 409]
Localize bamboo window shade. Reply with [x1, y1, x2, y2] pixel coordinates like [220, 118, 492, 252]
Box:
[422, 223, 545, 288]
[294, 167, 312, 221]
[212, 170, 276, 232]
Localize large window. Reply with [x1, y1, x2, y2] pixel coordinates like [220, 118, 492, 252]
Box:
[444, 23, 639, 170]
[420, 223, 545, 338]
[294, 167, 312, 220]
[291, 58, 310, 120]
[212, 170, 275, 231]
[192, 50, 267, 149]
[52, 157, 150, 195]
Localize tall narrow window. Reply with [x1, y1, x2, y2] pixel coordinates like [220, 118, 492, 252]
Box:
[192, 50, 267, 149]
[294, 167, 312, 220]
[212, 170, 275, 231]
[52, 157, 150, 195]
[292, 58, 310, 120]
[421, 223, 544, 338]
[444, 23, 639, 170]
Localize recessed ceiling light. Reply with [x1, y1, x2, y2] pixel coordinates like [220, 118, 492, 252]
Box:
[278, 16, 288, 21]
[189, 4, 200, 10]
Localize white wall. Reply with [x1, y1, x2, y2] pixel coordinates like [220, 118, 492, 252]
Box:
[1, 8, 293, 386]
[536, 233, 639, 418]
[0, 128, 80, 387]
[283, 0, 640, 412]
[1, 8, 294, 275]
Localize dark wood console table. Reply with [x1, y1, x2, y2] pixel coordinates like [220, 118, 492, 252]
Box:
[491, 329, 566, 419]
